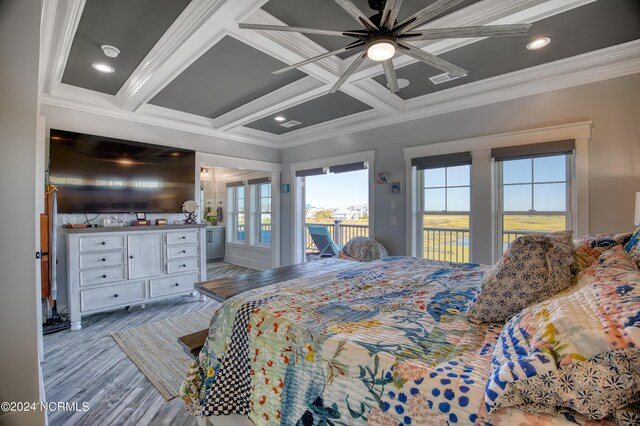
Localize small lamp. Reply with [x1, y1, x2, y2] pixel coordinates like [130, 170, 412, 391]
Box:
[635, 192, 640, 226]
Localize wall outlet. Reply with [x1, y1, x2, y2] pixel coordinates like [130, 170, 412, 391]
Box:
[390, 200, 396, 210]
[390, 216, 397, 226]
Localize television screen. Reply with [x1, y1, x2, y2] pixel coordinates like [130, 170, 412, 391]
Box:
[49, 129, 195, 213]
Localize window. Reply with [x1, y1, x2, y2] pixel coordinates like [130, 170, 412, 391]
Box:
[255, 182, 271, 245]
[228, 185, 245, 241]
[420, 164, 471, 262]
[497, 154, 572, 253]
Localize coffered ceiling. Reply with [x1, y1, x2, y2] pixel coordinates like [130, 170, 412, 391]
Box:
[40, 0, 640, 149]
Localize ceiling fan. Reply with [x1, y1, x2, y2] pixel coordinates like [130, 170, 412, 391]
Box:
[239, 0, 531, 94]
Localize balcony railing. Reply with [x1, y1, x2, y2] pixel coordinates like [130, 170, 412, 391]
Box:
[305, 222, 369, 253]
[422, 227, 549, 262]
[423, 227, 470, 263]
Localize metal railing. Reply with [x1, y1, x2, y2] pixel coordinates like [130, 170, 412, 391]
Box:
[304, 221, 369, 253]
[423, 227, 470, 263]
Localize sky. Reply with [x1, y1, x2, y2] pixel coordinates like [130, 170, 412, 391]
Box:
[303, 155, 567, 211]
[305, 169, 368, 209]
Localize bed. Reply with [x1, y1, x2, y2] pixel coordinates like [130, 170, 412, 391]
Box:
[181, 256, 624, 425]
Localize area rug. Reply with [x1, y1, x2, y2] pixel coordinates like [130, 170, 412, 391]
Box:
[112, 309, 213, 400]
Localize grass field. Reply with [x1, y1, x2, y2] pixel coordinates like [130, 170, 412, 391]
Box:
[422, 214, 567, 262]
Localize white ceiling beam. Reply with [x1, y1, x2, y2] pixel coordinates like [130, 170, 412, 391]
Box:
[115, 0, 268, 112]
[213, 77, 326, 130]
[44, 83, 281, 148]
[40, 0, 85, 96]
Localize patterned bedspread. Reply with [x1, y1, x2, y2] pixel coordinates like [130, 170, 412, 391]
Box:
[180, 257, 613, 425]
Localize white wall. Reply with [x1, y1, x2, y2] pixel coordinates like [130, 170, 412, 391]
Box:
[0, 0, 47, 424]
[281, 73, 640, 264]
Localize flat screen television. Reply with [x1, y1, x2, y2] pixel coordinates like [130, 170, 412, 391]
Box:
[49, 129, 195, 213]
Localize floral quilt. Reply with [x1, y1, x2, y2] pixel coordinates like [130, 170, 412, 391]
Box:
[182, 257, 503, 425]
[485, 245, 640, 423]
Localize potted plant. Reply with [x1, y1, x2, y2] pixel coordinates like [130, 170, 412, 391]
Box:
[205, 215, 218, 226]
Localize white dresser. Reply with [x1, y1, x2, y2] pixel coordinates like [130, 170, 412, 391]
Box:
[65, 224, 207, 330]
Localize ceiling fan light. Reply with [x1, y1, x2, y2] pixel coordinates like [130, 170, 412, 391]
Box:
[367, 40, 396, 61]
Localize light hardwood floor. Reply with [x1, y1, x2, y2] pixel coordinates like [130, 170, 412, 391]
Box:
[42, 262, 254, 426]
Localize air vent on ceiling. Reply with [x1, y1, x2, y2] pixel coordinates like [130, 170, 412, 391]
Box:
[429, 72, 464, 85]
[280, 120, 302, 128]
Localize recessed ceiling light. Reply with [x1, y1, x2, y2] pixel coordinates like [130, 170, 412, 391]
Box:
[274, 115, 286, 122]
[526, 37, 551, 50]
[92, 63, 115, 73]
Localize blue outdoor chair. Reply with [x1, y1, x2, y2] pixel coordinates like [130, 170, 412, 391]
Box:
[307, 224, 342, 257]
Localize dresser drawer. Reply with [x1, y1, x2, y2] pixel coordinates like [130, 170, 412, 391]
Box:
[80, 267, 126, 287]
[166, 231, 198, 245]
[166, 244, 199, 260]
[166, 258, 199, 274]
[81, 281, 146, 312]
[149, 273, 199, 298]
[80, 251, 126, 270]
[79, 235, 125, 252]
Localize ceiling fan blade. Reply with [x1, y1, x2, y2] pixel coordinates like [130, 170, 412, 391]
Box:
[395, 0, 467, 34]
[272, 42, 365, 75]
[333, 0, 378, 31]
[380, 0, 403, 29]
[398, 42, 468, 77]
[238, 23, 366, 38]
[402, 24, 531, 40]
[382, 60, 399, 93]
[329, 52, 367, 94]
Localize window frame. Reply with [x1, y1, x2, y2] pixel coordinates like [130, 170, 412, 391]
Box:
[404, 121, 591, 265]
[494, 154, 574, 259]
[417, 164, 472, 262]
[253, 182, 271, 246]
[228, 185, 245, 242]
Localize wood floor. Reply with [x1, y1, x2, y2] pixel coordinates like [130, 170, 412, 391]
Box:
[42, 262, 253, 426]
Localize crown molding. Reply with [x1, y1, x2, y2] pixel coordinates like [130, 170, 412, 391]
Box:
[115, 0, 227, 112]
[277, 40, 640, 148]
[41, 83, 282, 148]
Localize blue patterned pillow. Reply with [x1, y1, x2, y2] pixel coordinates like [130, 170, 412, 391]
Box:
[624, 226, 640, 262]
[465, 231, 574, 324]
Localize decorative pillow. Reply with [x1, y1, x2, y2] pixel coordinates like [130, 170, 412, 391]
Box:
[485, 255, 640, 421]
[339, 236, 388, 262]
[598, 245, 640, 272]
[624, 226, 640, 263]
[465, 231, 574, 324]
[573, 232, 632, 275]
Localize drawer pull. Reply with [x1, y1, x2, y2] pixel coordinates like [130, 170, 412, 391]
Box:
[114, 294, 118, 298]
[182, 264, 186, 268]
[129, 255, 134, 259]
[102, 274, 107, 279]
[174, 283, 179, 287]
[101, 241, 106, 245]
[181, 236, 186, 240]
[101, 258, 106, 262]
[182, 250, 186, 253]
